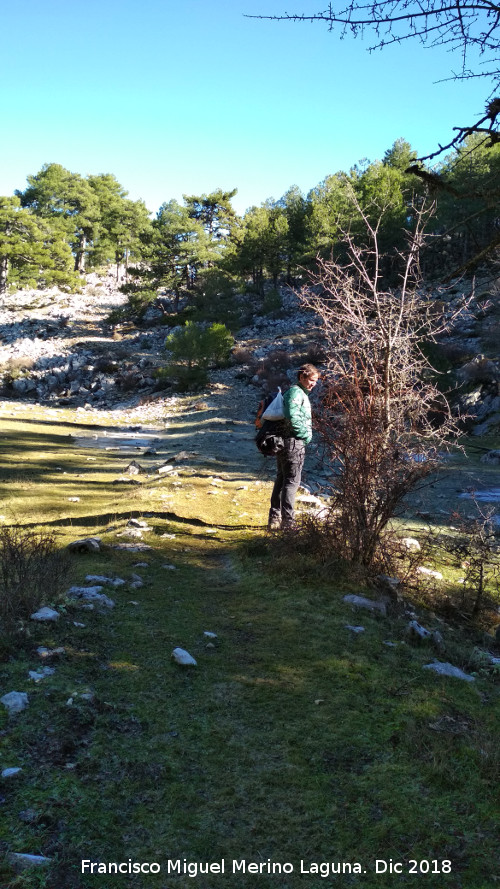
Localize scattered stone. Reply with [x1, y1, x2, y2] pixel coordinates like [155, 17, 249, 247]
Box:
[112, 543, 153, 552]
[28, 667, 55, 682]
[203, 631, 217, 639]
[118, 527, 144, 538]
[7, 853, 52, 872]
[173, 450, 197, 462]
[345, 625, 365, 634]
[407, 620, 432, 642]
[85, 575, 125, 587]
[73, 621, 86, 627]
[1, 692, 29, 714]
[342, 594, 387, 616]
[30, 606, 60, 622]
[130, 573, 143, 583]
[36, 646, 65, 660]
[158, 464, 175, 474]
[66, 586, 115, 608]
[417, 566, 444, 580]
[67, 536, 101, 553]
[125, 460, 145, 474]
[162, 563, 178, 571]
[2, 767, 22, 778]
[68, 496, 80, 502]
[402, 537, 421, 551]
[423, 661, 475, 682]
[127, 518, 151, 529]
[172, 648, 197, 666]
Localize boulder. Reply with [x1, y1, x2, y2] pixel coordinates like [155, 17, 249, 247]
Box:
[342, 594, 387, 616]
[67, 537, 102, 553]
[172, 648, 197, 666]
[1, 692, 29, 714]
[423, 661, 475, 682]
[30, 607, 60, 622]
[66, 586, 115, 608]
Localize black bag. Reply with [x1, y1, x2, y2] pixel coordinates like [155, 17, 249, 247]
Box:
[255, 420, 285, 456]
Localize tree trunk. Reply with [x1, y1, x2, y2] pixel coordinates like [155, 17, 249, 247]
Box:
[74, 235, 87, 272]
[0, 256, 8, 295]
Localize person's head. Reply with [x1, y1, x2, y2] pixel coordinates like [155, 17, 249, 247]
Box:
[298, 363, 320, 392]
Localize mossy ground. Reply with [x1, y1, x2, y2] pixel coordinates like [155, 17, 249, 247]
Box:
[0, 405, 499, 889]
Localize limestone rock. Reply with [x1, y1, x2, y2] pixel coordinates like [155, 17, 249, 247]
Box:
[67, 536, 101, 553]
[7, 853, 52, 872]
[125, 460, 145, 474]
[30, 606, 60, 622]
[36, 646, 65, 660]
[343, 594, 387, 616]
[402, 537, 421, 551]
[172, 647, 197, 666]
[423, 661, 475, 682]
[85, 574, 125, 587]
[66, 586, 115, 608]
[29, 667, 55, 682]
[407, 620, 432, 642]
[417, 566, 443, 580]
[1, 692, 29, 714]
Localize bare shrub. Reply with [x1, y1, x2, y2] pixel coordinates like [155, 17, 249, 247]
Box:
[304, 341, 327, 365]
[0, 526, 71, 630]
[232, 347, 254, 365]
[253, 349, 292, 382]
[298, 191, 461, 568]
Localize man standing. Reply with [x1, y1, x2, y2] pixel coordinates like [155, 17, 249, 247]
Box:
[268, 363, 320, 530]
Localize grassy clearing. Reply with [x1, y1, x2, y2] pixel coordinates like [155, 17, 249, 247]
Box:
[0, 407, 499, 889]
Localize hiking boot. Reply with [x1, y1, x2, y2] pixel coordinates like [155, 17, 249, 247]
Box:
[267, 512, 281, 531]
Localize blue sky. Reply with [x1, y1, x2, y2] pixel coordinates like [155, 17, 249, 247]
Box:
[0, 0, 491, 216]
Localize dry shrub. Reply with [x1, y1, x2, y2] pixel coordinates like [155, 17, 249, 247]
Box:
[232, 347, 254, 365]
[296, 192, 461, 568]
[304, 341, 327, 365]
[0, 526, 71, 630]
[116, 370, 142, 391]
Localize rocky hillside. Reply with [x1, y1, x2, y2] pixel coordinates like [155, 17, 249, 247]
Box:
[1, 271, 499, 440]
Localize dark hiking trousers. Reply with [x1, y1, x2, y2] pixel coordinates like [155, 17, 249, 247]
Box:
[269, 437, 306, 527]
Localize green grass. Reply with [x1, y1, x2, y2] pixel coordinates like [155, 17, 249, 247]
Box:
[0, 406, 499, 889]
